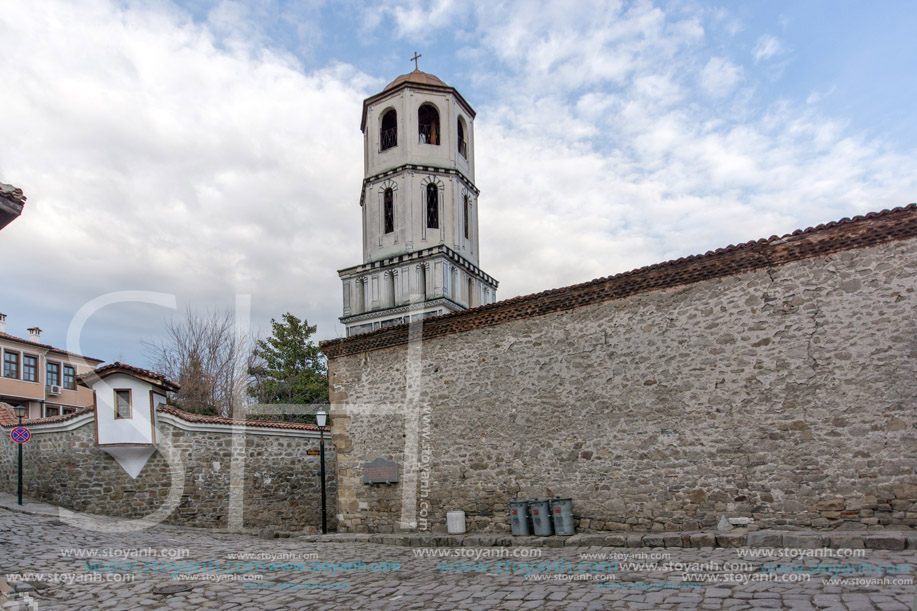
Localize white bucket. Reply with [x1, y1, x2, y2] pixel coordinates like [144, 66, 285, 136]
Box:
[447, 510, 466, 534]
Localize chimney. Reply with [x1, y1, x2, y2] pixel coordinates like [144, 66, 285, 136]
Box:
[0, 313, 5, 333]
[28, 326, 42, 341]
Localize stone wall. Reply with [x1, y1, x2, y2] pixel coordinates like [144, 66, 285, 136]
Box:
[323, 209, 917, 534]
[0, 411, 336, 531]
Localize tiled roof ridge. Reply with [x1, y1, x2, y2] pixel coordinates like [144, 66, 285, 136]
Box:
[156, 405, 323, 431]
[0, 331, 103, 362]
[91, 362, 172, 384]
[0, 402, 324, 432]
[0, 402, 92, 428]
[321, 203, 917, 359]
[79, 362, 180, 393]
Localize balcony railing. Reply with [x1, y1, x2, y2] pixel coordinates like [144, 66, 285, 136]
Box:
[380, 128, 397, 151]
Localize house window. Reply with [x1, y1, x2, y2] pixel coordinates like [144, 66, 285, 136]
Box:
[23, 355, 37, 382]
[457, 117, 467, 158]
[418, 104, 440, 145]
[63, 365, 76, 390]
[426, 183, 439, 229]
[383, 188, 394, 234]
[115, 389, 132, 419]
[380, 109, 397, 151]
[47, 361, 60, 387]
[3, 351, 19, 379]
[45, 405, 60, 417]
[463, 195, 470, 239]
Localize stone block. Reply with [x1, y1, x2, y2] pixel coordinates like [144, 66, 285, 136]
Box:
[715, 534, 746, 548]
[782, 533, 824, 549]
[604, 535, 627, 547]
[815, 498, 845, 511]
[565, 534, 606, 546]
[662, 533, 684, 548]
[863, 534, 906, 550]
[689, 533, 716, 548]
[827, 534, 865, 549]
[746, 531, 782, 548]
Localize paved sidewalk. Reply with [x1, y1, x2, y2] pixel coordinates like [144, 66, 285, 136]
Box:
[0, 492, 62, 518]
[0, 495, 915, 610]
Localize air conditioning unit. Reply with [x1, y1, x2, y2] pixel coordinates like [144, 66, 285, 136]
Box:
[48, 385, 62, 396]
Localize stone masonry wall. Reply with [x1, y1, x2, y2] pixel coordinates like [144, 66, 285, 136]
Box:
[0, 417, 336, 531]
[327, 237, 917, 534]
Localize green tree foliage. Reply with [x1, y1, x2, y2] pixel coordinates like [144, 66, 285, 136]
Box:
[247, 313, 328, 421]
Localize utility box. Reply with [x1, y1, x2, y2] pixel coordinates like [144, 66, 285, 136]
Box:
[550, 498, 575, 535]
[509, 500, 531, 536]
[529, 499, 553, 536]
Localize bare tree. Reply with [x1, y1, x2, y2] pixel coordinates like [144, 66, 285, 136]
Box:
[143, 306, 259, 418]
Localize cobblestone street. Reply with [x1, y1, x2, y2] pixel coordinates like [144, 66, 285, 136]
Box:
[1, 503, 915, 610]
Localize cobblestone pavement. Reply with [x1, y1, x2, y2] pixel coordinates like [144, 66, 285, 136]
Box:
[1, 510, 915, 610]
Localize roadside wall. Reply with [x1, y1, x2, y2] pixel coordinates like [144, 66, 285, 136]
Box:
[322, 207, 917, 534]
[0, 407, 336, 531]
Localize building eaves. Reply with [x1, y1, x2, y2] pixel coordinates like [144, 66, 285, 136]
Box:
[0, 402, 92, 427]
[78, 361, 180, 393]
[156, 405, 323, 431]
[321, 203, 917, 359]
[0, 331, 104, 363]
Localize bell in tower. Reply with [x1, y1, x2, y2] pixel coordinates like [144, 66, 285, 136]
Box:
[338, 57, 498, 336]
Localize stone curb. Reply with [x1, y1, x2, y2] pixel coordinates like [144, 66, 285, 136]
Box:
[298, 530, 917, 550]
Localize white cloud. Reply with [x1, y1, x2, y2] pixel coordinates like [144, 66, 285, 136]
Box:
[753, 34, 784, 62]
[699, 56, 743, 98]
[0, 0, 373, 349]
[383, 0, 461, 40]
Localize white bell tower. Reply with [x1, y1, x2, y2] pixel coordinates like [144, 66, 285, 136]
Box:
[339, 60, 498, 336]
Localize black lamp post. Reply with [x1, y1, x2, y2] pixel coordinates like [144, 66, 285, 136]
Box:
[13, 405, 27, 506]
[316, 409, 329, 535]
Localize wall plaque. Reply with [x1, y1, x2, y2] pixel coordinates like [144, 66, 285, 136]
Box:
[363, 457, 399, 484]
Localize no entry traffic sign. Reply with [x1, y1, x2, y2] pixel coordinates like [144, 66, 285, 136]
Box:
[10, 427, 30, 443]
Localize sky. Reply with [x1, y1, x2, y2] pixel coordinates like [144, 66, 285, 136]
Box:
[1, 0, 915, 368]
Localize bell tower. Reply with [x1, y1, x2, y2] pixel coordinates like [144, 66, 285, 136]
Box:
[338, 63, 498, 336]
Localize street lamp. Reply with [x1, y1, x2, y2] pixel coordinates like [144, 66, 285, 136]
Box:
[13, 405, 27, 506]
[315, 409, 329, 535]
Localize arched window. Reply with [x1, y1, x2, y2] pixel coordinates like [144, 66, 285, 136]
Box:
[385, 272, 395, 307]
[416, 265, 427, 301]
[381, 109, 397, 151]
[418, 104, 440, 145]
[462, 194, 470, 239]
[426, 183, 439, 229]
[383, 188, 394, 234]
[457, 117, 467, 158]
[355, 278, 365, 314]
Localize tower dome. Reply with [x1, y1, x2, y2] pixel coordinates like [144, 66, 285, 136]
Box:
[383, 70, 448, 91]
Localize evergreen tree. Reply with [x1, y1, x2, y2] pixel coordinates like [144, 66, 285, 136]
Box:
[247, 313, 328, 421]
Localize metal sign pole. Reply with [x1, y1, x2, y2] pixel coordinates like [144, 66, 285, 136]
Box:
[17, 415, 23, 506]
[320, 427, 327, 535]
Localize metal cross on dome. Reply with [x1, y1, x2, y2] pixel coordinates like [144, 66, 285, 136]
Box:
[411, 51, 422, 71]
